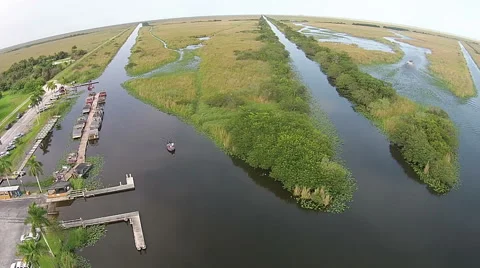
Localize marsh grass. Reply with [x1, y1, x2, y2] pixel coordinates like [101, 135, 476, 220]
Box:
[0, 91, 30, 123]
[126, 26, 179, 75]
[318, 42, 403, 65]
[126, 18, 355, 212]
[464, 41, 480, 69]
[399, 33, 475, 97]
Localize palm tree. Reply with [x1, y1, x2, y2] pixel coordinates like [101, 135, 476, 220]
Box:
[0, 157, 12, 186]
[46, 81, 57, 91]
[26, 156, 43, 193]
[25, 202, 54, 257]
[16, 239, 47, 267]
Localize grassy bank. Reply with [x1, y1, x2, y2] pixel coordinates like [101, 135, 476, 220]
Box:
[270, 18, 458, 193]
[5, 95, 77, 168]
[38, 224, 106, 268]
[54, 27, 135, 83]
[126, 26, 178, 75]
[0, 91, 30, 125]
[464, 41, 480, 69]
[125, 17, 355, 212]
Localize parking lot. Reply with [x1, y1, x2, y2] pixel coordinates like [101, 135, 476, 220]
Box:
[0, 198, 43, 267]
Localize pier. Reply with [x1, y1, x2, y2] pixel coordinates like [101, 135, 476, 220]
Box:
[16, 116, 60, 174]
[47, 174, 135, 203]
[59, 211, 146, 250]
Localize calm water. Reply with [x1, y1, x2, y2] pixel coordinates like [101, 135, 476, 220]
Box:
[15, 20, 480, 267]
[295, 23, 394, 53]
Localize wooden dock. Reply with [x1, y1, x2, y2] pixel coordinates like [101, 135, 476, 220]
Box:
[16, 116, 60, 174]
[59, 211, 146, 250]
[47, 174, 135, 203]
[77, 92, 100, 164]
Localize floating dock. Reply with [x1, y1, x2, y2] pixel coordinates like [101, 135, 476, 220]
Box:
[59, 210, 146, 250]
[47, 174, 135, 202]
[16, 116, 60, 174]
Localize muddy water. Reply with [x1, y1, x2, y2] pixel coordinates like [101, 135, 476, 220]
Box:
[18, 20, 480, 267]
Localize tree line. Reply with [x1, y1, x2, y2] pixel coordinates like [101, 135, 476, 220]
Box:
[269, 18, 459, 193]
[0, 46, 86, 94]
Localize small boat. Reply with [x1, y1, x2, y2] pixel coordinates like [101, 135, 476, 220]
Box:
[66, 152, 78, 164]
[166, 141, 175, 152]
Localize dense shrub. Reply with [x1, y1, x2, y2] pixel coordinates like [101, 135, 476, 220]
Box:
[270, 18, 459, 193]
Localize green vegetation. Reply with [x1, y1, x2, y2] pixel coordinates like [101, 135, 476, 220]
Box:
[270, 18, 459, 193]
[0, 157, 13, 185]
[0, 24, 133, 72]
[26, 156, 44, 193]
[126, 17, 355, 212]
[16, 203, 105, 268]
[4, 94, 77, 169]
[55, 27, 135, 83]
[70, 155, 104, 190]
[126, 26, 178, 75]
[0, 91, 30, 123]
[0, 51, 70, 93]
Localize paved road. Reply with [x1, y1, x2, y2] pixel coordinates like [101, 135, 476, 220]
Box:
[0, 197, 44, 267]
[0, 86, 57, 155]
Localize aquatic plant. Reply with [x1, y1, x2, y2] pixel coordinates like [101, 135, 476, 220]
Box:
[270, 18, 459, 193]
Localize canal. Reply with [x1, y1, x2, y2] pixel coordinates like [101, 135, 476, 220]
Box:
[26, 20, 480, 267]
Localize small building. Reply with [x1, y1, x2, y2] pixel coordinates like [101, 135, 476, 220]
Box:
[47, 181, 72, 198]
[0, 185, 21, 199]
[75, 163, 92, 177]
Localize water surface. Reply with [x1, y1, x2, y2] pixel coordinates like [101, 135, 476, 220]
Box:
[14, 20, 480, 267]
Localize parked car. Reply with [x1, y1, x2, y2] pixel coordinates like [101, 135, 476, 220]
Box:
[8, 140, 16, 146]
[16, 112, 24, 119]
[0, 151, 10, 157]
[20, 230, 40, 242]
[37, 106, 49, 113]
[10, 261, 30, 268]
[13, 170, 26, 177]
[6, 144, 16, 151]
[5, 123, 13, 130]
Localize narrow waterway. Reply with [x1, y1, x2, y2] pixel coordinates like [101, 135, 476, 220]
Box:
[19, 20, 480, 267]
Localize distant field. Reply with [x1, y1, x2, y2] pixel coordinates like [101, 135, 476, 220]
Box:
[55, 26, 135, 83]
[273, 15, 476, 97]
[283, 20, 403, 65]
[150, 19, 245, 49]
[464, 41, 480, 68]
[126, 26, 178, 75]
[0, 24, 133, 72]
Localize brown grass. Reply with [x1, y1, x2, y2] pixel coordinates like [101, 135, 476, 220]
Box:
[197, 21, 270, 102]
[0, 25, 132, 72]
[464, 41, 480, 68]
[150, 20, 244, 49]
[126, 26, 178, 75]
[401, 32, 475, 97]
[318, 42, 402, 65]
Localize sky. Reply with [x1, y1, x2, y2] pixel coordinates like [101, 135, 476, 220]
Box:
[0, 0, 478, 49]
